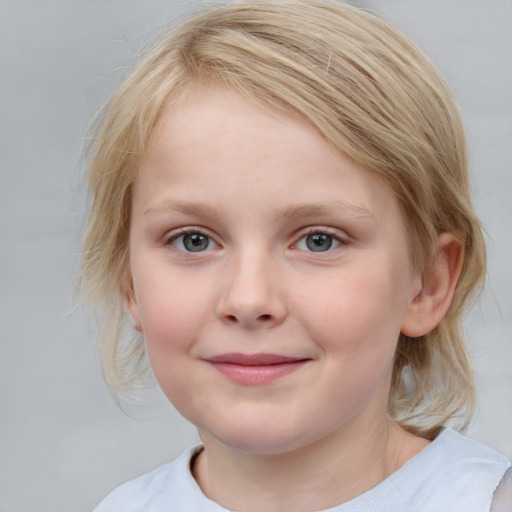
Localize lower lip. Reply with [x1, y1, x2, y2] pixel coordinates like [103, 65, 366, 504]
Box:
[207, 361, 308, 385]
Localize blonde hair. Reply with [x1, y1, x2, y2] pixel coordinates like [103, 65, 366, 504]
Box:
[80, 0, 486, 438]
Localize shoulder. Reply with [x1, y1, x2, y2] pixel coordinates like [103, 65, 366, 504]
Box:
[92, 446, 226, 512]
[334, 429, 511, 512]
[430, 429, 510, 474]
[397, 429, 511, 512]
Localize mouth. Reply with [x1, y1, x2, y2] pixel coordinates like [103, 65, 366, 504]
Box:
[203, 353, 311, 385]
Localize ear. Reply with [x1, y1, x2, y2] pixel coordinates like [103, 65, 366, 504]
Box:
[124, 274, 143, 333]
[401, 233, 464, 338]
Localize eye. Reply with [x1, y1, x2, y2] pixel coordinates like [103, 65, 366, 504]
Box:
[169, 231, 216, 252]
[295, 231, 343, 253]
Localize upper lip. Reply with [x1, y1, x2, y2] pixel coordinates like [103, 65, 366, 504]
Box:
[204, 353, 309, 366]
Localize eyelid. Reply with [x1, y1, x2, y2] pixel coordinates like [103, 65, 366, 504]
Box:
[163, 226, 221, 250]
[292, 226, 349, 251]
[162, 225, 349, 252]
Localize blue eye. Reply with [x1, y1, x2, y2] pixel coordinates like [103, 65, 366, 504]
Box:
[171, 232, 215, 252]
[296, 232, 342, 252]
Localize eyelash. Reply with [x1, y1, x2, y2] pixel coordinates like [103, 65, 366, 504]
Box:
[294, 227, 347, 253]
[163, 227, 348, 254]
[164, 228, 219, 253]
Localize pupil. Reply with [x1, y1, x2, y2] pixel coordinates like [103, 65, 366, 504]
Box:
[306, 233, 332, 252]
[184, 233, 209, 252]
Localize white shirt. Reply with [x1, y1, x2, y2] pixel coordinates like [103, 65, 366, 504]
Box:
[93, 429, 511, 512]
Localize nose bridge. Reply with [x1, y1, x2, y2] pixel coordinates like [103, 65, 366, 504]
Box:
[217, 243, 286, 328]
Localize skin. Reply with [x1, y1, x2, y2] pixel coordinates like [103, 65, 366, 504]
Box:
[126, 87, 461, 511]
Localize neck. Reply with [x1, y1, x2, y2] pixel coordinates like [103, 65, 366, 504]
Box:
[193, 417, 429, 512]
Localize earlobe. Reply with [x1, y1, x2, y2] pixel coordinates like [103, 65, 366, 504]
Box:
[401, 233, 464, 338]
[125, 280, 143, 333]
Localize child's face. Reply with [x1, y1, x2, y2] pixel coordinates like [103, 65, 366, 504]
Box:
[127, 87, 422, 454]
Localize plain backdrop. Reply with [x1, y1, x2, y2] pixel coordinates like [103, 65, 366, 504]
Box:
[0, 1, 511, 511]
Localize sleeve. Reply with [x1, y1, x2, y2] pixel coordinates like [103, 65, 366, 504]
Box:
[490, 463, 512, 512]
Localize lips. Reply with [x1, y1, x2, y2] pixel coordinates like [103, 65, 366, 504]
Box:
[206, 353, 306, 365]
[204, 353, 310, 385]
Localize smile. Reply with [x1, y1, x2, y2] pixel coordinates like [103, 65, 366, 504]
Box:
[204, 353, 311, 385]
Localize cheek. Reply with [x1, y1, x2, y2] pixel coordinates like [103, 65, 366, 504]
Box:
[296, 269, 405, 419]
[135, 279, 218, 428]
[140, 292, 207, 410]
[132, 270, 210, 376]
[298, 265, 406, 358]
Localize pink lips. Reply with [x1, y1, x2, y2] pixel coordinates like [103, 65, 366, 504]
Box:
[204, 353, 309, 385]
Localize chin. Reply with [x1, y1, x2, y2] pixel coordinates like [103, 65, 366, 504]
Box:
[203, 417, 321, 456]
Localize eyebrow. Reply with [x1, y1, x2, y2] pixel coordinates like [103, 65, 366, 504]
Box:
[144, 199, 376, 221]
[144, 200, 225, 217]
[280, 202, 376, 222]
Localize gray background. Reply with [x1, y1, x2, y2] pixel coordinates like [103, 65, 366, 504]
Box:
[0, 1, 511, 511]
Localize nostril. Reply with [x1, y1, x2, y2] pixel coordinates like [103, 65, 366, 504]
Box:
[227, 315, 238, 322]
[259, 314, 271, 321]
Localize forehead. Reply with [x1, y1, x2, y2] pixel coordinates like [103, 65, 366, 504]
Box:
[137, 87, 400, 225]
[148, 86, 319, 166]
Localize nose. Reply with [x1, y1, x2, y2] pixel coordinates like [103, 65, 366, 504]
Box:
[216, 248, 287, 329]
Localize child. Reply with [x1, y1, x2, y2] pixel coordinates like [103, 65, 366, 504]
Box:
[80, 1, 511, 510]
